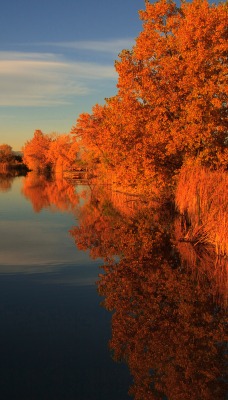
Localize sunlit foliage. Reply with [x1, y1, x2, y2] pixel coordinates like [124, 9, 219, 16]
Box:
[71, 0, 228, 189]
[175, 163, 228, 255]
[22, 130, 79, 175]
[0, 144, 14, 164]
[22, 130, 53, 173]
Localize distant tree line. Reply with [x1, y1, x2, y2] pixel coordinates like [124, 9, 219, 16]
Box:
[0, 144, 27, 173]
[22, 130, 80, 175]
[8, 0, 228, 186]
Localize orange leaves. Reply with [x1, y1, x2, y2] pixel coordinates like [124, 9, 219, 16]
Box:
[70, 0, 227, 192]
[22, 130, 53, 173]
[0, 144, 14, 164]
[115, 0, 228, 169]
[22, 130, 79, 175]
[47, 134, 79, 174]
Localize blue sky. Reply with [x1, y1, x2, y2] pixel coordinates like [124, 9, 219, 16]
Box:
[0, 0, 143, 150]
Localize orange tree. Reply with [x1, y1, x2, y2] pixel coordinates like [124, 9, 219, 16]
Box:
[22, 131, 79, 174]
[71, 104, 112, 178]
[115, 0, 228, 169]
[47, 134, 79, 174]
[71, 0, 228, 188]
[0, 144, 14, 164]
[22, 130, 53, 173]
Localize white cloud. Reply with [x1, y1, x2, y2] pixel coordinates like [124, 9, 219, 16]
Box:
[0, 52, 117, 107]
[45, 38, 134, 54]
[0, 51, 58, 61]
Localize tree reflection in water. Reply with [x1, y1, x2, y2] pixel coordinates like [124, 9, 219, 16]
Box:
[21, 172, 81, 213]
[70, 185, 227, 400]
[18, 176, 226, 400]
[0, 172, 22, 192]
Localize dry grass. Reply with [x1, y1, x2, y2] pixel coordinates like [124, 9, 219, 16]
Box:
[174, 216, 228, 308]
[175, 163, 228, 256]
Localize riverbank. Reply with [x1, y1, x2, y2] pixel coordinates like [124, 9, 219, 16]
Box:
[175, 164, 228, 257]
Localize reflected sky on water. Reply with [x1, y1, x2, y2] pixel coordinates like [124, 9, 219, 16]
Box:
[0, 175, 97, 279]
[0, 173, 132, 400]
[0, 172, 226, 400]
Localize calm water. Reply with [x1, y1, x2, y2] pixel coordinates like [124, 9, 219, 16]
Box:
[0, 174, 131, 400]
[0, 173, 226, 400]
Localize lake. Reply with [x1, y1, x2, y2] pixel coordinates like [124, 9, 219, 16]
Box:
[0, 173, 131, 400]
[0, 172, 226, 400]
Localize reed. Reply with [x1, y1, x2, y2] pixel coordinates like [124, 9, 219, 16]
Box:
[175, 163, 228, 256]
[174, 216, 227, 308]
[0, 163, 8, 173]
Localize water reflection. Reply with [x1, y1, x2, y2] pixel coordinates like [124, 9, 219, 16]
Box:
[0, 173, 15, 192]
[21, 172, 82, 213]
[0, 174, 132, 400]
[2, 173, 226, 399]
[0, 173, 94, 279]
[70, 185, 227, 400]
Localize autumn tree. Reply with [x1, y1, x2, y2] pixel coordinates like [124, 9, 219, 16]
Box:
[47, 134, 79, 174]
[22, 130, 53, 173]
[71, 0, 228, 192]
[115, 0, 228, 168]
[71, 104, 114, 178]
[22, 130, 80, 175]
[0, 144, 14, 164]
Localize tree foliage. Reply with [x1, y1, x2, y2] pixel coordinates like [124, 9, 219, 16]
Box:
[71, 0, 228, 188]
[22, 130, 79, 174]
[22, 130, 53, 173]
[0, 144, 14, 163]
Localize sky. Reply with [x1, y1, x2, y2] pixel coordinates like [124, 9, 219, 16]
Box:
[0, 0, 144, 150]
